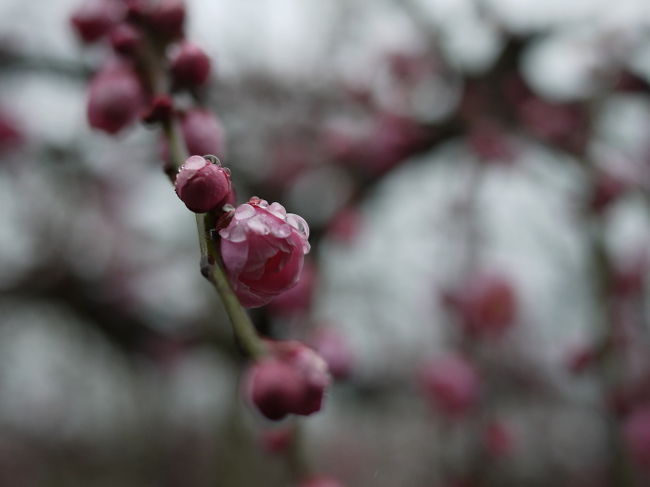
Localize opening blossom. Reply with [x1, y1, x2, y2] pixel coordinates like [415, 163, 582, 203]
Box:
[268, 259, 316, 316]
[219, 198, 310, 308]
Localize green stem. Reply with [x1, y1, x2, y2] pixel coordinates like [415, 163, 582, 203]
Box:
[161, 116, 186, 179]
[196, 213, 266, 359]
[158, 80, 265, 360]
[209, 258, 267, 359]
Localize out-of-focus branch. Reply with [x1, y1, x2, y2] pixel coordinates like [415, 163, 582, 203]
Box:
[0, 48, 91, 79]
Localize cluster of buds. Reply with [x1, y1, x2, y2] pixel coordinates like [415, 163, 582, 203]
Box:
[219, 198, 311, 308]
[71, 0, 184, 45]
[72, 0, 225, 158]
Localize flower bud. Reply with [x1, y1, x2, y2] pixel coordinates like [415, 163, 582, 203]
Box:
[174, 155, 232, 213]
[246, 341, 330, 420]
[181, 109, 226, 158]
[448, 272, 518, 338]
[247, 358, 305, 421]
[275, 341, 331, 416]
[141, 94, 174, 125]
[170, 41, 211, 87]
[109, 23, 141, 55]
[70, 0, 124, 44]
[147, 0, 185, 40]
[123, 0, 149, 22]
[419, 354, 480, 418]
[219, 198, 310, 308]
[87, 61, 144, 135]
[297, 476, 345, 487]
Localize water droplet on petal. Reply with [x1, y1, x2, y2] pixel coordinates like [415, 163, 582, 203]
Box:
[235, 204, 256, 220]
[248, 216, 270, 235]
[268, 202, 287, 220]
[273, 224, 292, 238]
[227, 225, 248, 243]
[287, 214, 310, 238]
[184, 155, 207, 170]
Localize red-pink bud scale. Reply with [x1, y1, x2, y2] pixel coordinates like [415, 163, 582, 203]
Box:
[219, 198, 310, 308]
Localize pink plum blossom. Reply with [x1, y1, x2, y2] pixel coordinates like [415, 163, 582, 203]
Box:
[219, 197, 310, 308]
[267, 259, 316, 316]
